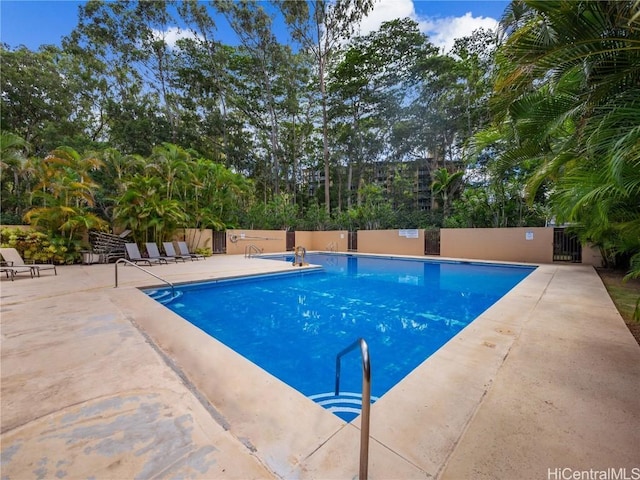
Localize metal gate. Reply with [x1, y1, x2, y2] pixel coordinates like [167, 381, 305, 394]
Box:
[213, 231, 226, 254]
[286, 231, 296, 251]
[424, 229, 440, 255]
[348, 231, 358, 251]
[553, 228, 582, 262]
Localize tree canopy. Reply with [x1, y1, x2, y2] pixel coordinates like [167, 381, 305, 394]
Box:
[1, 0, 638, 276]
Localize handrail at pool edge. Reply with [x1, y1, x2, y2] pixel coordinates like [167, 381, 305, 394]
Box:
[335, 337, 371, 480]
[114, 258, 175, 298]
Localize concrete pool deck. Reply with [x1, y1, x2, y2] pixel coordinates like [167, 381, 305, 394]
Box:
[1, 255, 638, 479]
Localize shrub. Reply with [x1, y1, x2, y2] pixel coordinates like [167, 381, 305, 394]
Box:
[0, 227, 82, 264]
[194, 247, 212, 257]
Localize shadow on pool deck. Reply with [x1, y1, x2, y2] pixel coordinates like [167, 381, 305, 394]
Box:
[1, 256, 639, 479]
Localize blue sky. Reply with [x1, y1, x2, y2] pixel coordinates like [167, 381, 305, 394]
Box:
[1, 0, 510, 53]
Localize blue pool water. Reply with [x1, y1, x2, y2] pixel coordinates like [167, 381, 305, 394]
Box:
[145, 253, 534, 420]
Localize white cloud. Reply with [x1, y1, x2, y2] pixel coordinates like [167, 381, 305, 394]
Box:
[153, 27, 198, 49]
[418, 13, 498, 53]
[357, 0, 498, 54]
[357, 0, 416, 35]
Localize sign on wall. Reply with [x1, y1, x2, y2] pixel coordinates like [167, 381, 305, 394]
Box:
[399, 229, 419, 239]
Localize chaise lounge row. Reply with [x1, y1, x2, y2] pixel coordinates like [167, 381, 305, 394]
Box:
[124, 241, 205, 266]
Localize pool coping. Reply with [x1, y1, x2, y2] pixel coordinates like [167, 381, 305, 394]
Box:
[117, 255, 552, 478]
[1, 254, 639, 478]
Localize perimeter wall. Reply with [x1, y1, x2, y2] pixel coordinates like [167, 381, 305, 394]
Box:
[224, 229, 287, 255]
[295, 231, 348, 251]
[222, 227, 601, 266]
[0, 224, 603, 266]
[440, 227, 553, 264]
[357, 229, 425, 256]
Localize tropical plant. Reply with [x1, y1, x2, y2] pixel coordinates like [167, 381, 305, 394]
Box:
[0, 132, 32, 224]
[0, 227, 79, 265]
[431, 168, 464, 217]
[23, 146, 107, 254]
[112, 175, 185, 245]
[491, 0, 640, 276]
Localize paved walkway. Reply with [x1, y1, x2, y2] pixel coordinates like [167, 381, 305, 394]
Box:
[1, 256, 638, 479]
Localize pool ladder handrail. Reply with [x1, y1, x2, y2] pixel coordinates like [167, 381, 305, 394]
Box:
[293, 245, 307, 266]
[114, 258, 175, 298]
[244, 244, 263, 258]
[326, 241, 337, 252]
[335, 338, 371, 480]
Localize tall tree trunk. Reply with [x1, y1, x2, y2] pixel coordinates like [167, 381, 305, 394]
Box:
[320, 58, 331, 213]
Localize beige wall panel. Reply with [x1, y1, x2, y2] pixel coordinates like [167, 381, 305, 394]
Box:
[294, 231, 313, 250]
[440, 227, 553, 263]
[296, 231, 348, 251]
[357, 229, 425, 256]
[225, 229, 286, 255]
[174, 229, 213, 252]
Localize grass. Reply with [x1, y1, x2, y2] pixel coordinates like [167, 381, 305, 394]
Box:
[597, 268, 640, 345]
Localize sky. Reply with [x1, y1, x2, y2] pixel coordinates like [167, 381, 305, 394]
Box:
[0, 0, 510, 54]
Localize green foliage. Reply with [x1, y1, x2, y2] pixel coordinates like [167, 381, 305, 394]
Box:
[0, 131, 32, 223]
[110, 144, 252, 243]
[0, 227, 81, 264]
[194, 247, 213, 257]
[1, 3, 503, 227]
[18, 1, 640, 250]
[21, 146, 108, 248]
[489, 0, 640, 275]
[0, 45, 93, 156]
[297, 202, 335, 231]
[243, 193, 299, 231]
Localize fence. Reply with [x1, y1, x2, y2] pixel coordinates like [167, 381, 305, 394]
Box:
[553, 228, 582, 262]
[212, 231, 226, 253]
[424, 229, 440, 255]
[348, 231, 358, 251]
[2, 224, 602, 265]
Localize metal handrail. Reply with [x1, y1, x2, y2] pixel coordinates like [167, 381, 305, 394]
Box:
[293, 245, 307, 266]
[335, 338, 371, 480]
[326, 241, 337, 252]
[114, 258, 175, 298]
[244, 244, 263, 258]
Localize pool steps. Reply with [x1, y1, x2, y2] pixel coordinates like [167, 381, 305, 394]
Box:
[308, 391, 378, 422]
[146, 289, 183, 304]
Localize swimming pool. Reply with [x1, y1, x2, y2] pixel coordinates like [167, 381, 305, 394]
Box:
[145, 253, 534, 421]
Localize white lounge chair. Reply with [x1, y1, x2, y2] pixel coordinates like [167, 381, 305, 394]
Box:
[177, 241, 205, 260]
[124, 243, 166, 266]
[0, 247, 56, 277]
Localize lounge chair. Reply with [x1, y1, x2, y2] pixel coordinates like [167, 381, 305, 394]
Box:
[1, 266, 18, 280]
[163, 242, 192, 262]
[0, 247, 56, 277]
[145, 242, 185, 263]
[177, 241, 205, 260]
[124, 243, 166, 266]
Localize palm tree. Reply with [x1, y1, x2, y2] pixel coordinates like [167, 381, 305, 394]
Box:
[0, 132, 31, 222]
[112, 175, 185, 245]
[431, 167, 464, 218]
[24, 146, 107, 246]
[491, 0, 640, 276]
[146, 143, 191, 201]
[93, 148, 146, 224]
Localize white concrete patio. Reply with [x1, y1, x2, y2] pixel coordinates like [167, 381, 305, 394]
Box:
[1, 255, 638, 479]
